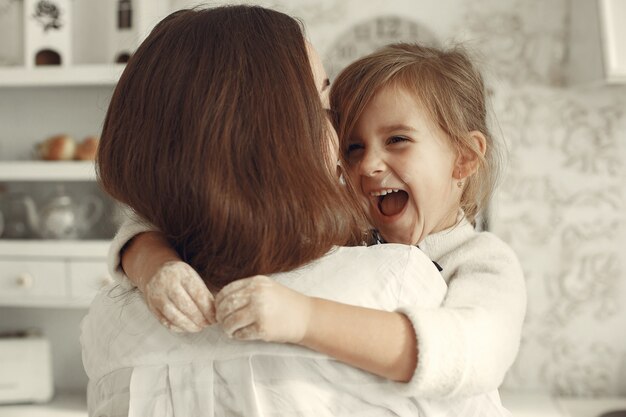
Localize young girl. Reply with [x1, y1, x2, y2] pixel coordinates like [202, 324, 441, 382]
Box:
[111, 42, 526, 397]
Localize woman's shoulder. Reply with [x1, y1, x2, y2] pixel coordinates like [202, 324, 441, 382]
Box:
[332, 243, 424, 256]
[272, 244, 431, 309]
[326, 244, 435, 270]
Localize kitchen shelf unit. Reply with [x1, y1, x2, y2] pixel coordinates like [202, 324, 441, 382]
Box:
[0, 159, 109, 307]
[0, 0, 172, 402]
[0, 239, 112, 309]
[0, 69, 118, 310]
[0, 160, 114, 310]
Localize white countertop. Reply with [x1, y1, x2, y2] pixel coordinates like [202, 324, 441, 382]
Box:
[1, 391, 625, 417]
[0, 393, 86, 417]
[500, 391, 626, 417]
[560, 396, 626, 417]
[501, 391, 566, 416]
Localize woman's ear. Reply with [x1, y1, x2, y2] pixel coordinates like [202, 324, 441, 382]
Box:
[454, 131, 487, 180]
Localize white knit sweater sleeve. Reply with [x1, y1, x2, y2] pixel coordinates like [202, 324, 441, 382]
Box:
[396, 232, 526, 398]
[107, 208, 159, 289]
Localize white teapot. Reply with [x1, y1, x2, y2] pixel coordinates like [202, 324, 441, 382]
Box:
[24, 187, 104, 239]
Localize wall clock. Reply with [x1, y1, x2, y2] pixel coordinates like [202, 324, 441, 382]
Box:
[325, 15, 438, 78]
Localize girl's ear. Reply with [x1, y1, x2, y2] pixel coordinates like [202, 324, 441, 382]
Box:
[454, 131, 487, 179]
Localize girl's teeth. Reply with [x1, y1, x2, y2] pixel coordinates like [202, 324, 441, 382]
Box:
[371, 189, 400, 197]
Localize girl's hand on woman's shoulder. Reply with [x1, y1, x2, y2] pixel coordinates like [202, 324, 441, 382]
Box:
[143, 261, 216, 333]
[215, 276, 312, 344]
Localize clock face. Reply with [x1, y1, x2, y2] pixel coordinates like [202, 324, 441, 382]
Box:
[325, 16, 439, 78]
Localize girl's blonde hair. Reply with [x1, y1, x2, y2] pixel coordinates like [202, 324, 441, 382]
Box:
[331, 42, 503, 224]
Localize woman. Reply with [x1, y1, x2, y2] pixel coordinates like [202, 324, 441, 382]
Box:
[82, 5, 508, 416]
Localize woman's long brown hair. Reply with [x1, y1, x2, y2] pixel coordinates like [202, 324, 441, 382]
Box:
[97, 6, 367, 289]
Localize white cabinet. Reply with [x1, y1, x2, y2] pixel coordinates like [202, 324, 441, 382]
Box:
[0, 22, 123, 309]
[567, 0, 626, 84]
[0, 260, 66, 300]
[0, 80, 116, 308]
[0, 1, 170, 410]
[68, 260, 113, 302]
[0, 241, 111, 308]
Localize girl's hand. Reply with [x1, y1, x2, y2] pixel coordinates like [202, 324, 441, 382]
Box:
[142, 261, 216, 333]
[215, 275, 312, 343]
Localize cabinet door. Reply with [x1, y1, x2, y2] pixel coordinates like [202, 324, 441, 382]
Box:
[568, 0, 626, 84]
[0, 260, 66, 305]
[601, 0, 626, 81]
[68, 260, 113, 301]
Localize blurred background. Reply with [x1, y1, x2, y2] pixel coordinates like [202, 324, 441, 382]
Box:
[0, 0, 624, 415]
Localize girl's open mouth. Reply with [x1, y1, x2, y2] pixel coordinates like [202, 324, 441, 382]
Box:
[376, 189, 409, 217]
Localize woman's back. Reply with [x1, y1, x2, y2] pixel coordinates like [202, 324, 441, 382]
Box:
[82, 244, 509, 417]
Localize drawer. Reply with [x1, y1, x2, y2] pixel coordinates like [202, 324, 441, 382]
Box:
[0, 260, 66, 299]
[68, 260, 113, 299]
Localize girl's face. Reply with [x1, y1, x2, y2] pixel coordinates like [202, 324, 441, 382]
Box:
[306, 42, 339, 165]
[344, 84, 463, 245]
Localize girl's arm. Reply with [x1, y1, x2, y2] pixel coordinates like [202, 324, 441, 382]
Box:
[215, 237, 526, 397]
[118, 227, 419, 382]
[214, 247, 447, 384]
[305, 298, 418, 382]
[215, 275, 418, 382]
[109, 214, 215, 332]
[116, 218, 526, 397]
[120, 231, 180, 290]
[108, 211, 158, 287]
[399, 235, 527, 397]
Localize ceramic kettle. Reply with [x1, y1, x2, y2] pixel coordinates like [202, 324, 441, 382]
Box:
[34, 188, 104, 239]
[0, 192, 38, 238]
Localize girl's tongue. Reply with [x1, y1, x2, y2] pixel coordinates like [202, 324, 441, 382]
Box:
[379, 191, 409, 216]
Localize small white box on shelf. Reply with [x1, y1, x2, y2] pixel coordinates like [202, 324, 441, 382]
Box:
[107, 0, 170, 64]
[23, 0, 73, 67]
[0, 336, 54, 404]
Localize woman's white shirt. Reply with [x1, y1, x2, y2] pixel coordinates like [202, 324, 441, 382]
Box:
[82, 244, 511, 417]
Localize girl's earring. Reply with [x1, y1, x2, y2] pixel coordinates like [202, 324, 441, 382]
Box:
[337, 160, 346, 185]
[457, 169, 464, 188]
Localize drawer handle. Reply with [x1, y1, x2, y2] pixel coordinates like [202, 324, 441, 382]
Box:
[100, 275, 115, 288]
[16, 273, 34, 289]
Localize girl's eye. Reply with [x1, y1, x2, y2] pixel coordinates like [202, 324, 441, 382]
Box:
[388, 136, 409, 144]
[345, 143, 363, 155]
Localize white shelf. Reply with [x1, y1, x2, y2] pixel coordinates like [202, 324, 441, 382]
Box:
[500, 391, 565, 416]
[0, 296, 95, 309]
[0, 240, 110, 258]
[0, 392, 86, 417]
[0, 161, 96, 181]
[0, 64, 125, 88]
